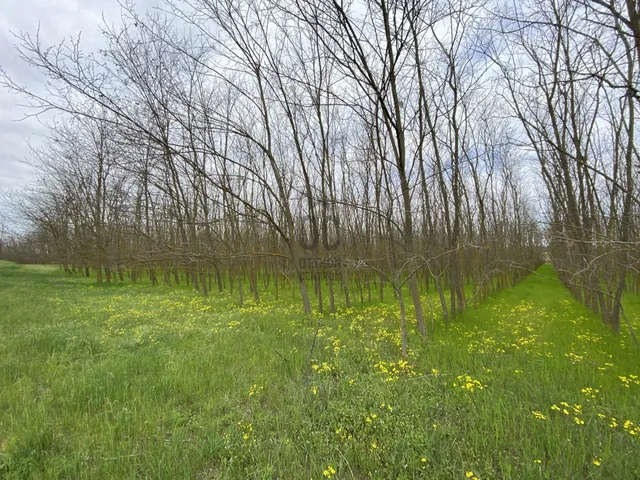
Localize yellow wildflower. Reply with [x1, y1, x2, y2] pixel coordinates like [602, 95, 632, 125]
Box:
[323, 465, 336, 478]
[532, 410, 547, 420]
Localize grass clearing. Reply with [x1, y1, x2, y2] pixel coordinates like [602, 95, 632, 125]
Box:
[0, 261, 639, 479]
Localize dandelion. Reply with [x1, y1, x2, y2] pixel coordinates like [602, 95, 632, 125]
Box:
[248, 384, 263, 397]
[581, 387, 599, 399]
[466, 472, 474, 478]
[421, 458, 427, 463]
[456, 375, 485, 392]
[592, 458, 601, 466]
[323, 465, 336, 478]
[532, 410, 547, 420]
[237, 421, 255, 443]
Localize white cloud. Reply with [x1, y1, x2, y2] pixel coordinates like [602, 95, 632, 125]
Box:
[0, 0, 145, 208]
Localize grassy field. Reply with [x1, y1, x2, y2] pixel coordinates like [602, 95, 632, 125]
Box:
[0, 261, 639, 479]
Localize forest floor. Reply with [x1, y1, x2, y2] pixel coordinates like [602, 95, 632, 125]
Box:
[0, 261, 639, 479]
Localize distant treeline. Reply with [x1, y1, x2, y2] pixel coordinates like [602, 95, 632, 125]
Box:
[2, 0, 639, 346]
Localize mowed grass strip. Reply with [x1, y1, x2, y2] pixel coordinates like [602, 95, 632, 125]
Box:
[0, 261, 639, 479]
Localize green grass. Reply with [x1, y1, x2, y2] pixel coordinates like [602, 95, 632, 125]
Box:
[0, 261, 639, 479]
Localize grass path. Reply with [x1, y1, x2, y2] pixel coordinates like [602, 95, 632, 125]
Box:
[0, 262, 639, 479]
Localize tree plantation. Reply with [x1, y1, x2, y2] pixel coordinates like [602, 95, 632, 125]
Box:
[1, 0, 640, 478]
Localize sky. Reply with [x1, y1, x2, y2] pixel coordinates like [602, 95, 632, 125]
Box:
[0, 0, 130, 216]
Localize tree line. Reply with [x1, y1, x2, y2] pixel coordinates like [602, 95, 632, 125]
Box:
[2, 0, 639, 346]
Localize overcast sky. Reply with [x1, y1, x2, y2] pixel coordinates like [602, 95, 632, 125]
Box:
[0, 0, 133, 215]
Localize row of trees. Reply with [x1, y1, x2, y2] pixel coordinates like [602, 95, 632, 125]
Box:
[2, 0, 639, 344]
[494, 0, 640, 337]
